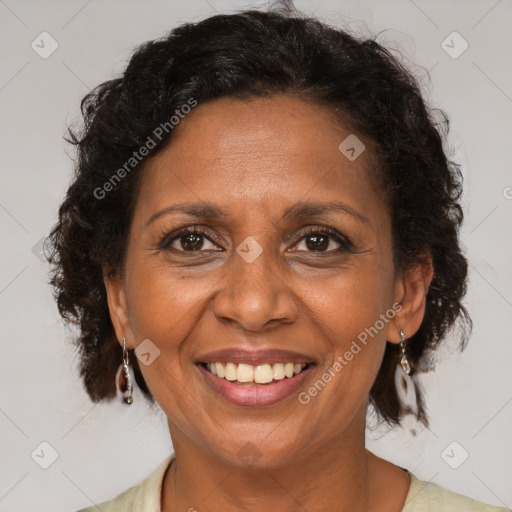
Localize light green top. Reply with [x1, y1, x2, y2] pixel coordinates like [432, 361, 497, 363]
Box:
[76, 453, 510, 512]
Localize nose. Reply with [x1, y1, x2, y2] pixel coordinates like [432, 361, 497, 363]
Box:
[211, 245, 298, 332]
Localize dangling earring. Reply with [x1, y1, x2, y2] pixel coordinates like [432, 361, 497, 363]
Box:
[116, 337, 133, 404]
[395, 329, 418, 418]
[399, 329, 411, 375]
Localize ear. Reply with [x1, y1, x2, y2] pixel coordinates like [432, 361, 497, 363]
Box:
[385, 255, 434, 344]
[103, 268, 135, 350]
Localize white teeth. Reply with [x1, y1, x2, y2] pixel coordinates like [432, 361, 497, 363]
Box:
[205, 362, 307, 383]
[237, 363, 254, 382]
[272, 363, 285, 380]
[215, 362, 225, 378]
[254, 364, 273, 384]
[225, 362, 237, 381]
[284, 363, 295, 378]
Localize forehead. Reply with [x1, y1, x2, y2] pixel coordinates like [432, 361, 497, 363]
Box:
[136, 95, 385, 224]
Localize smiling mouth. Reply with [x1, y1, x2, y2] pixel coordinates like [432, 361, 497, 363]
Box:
[200, 362, 312, 385]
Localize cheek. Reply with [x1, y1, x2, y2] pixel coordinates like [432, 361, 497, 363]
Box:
[297, 258, 394, 418]
[122, 260, 197, 358]
[125, 258, 214, 341]
[123, 265, 213, 421]
[308, 255, 394, 345]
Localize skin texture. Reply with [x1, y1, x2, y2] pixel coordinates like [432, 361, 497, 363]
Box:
[104, 95, 433, 512]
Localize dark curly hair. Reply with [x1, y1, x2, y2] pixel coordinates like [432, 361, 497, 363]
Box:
[46, 4, 470, 427]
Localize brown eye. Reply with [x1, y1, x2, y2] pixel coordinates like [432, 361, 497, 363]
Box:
[292, 227, 352, 253]
[304, 233, 330, 252]
[179, 233, 205, 251]
[159, 226, 223, 252]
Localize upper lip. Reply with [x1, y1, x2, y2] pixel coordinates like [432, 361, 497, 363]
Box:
[196, 348, 316, 366]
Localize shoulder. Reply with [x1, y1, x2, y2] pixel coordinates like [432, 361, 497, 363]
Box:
[74, 454, 175, 512]
[403, 471, 510, 512]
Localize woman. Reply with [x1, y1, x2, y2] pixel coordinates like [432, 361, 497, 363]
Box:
[47, 4, 509, 512]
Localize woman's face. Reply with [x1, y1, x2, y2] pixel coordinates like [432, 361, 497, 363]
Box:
[106, 95, 419, 467]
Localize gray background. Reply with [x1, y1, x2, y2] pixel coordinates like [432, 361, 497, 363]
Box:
[0, 0, 511, 510]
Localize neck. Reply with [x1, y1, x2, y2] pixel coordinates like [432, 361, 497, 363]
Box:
[160, 409, 401, 512]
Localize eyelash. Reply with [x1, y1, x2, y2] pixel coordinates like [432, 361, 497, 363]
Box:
[157, 225, 353, 254]
[290, 226, 353, 253]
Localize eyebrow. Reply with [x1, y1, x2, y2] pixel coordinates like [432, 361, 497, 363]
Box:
[145, 202, 228, 227]
[145, 200, 369, 227]
[282, 200, 369, 224]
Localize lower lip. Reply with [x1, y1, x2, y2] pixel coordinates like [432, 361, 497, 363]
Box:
[197, 364, 314, 407]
